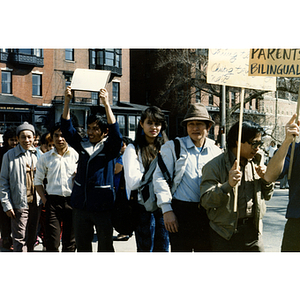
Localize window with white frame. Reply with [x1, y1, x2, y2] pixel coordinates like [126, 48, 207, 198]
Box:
[65, 49, 74, 61]
[32, 74, 42, 96]
[1, 71, 12, 94]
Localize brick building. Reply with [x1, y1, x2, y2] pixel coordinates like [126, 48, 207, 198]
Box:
[0, 48, 146, 139]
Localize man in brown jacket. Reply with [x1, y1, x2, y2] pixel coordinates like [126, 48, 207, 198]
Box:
[200, 120, 274, 251]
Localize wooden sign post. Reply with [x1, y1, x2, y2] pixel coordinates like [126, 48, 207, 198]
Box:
[249, 48, 300, 179]
[207, 49, 276, 212]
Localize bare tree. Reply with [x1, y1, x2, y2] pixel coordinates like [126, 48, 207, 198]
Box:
[154, 49, 300, 137]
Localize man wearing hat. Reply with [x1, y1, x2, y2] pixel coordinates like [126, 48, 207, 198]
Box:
[153, 103, 222, 251]
[0, 122, 42, 251]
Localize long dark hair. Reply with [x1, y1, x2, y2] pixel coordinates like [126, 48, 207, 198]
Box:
[134, 106, 168, 171]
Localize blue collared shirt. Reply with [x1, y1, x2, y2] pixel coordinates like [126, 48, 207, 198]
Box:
[173, 136, 222, 203]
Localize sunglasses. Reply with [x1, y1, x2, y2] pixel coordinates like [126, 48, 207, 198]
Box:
[248, 140, 264, 149]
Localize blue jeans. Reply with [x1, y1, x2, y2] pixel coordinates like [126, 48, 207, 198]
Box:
[135, 204, 169, 252]
[73, 208, 114, 252]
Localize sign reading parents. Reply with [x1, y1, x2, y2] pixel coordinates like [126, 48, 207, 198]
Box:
[207, 49, 276, 91]
[249, 49, 300, 77]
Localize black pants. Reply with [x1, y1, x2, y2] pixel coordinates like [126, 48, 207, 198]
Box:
[72, 208, 114, 252]
[169, 199, 211, 252]
[0, 202, 12, 249]
[281, 218, 300, 252]
[209, 219, 264, 252]
[45, 195, 75, 252]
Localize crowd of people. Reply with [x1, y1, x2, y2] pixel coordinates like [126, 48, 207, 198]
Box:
[0, 86, 299, 252]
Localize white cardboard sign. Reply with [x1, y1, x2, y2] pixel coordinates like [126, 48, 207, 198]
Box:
[70, 69, 111, 92]
[207, 49, 276, 91]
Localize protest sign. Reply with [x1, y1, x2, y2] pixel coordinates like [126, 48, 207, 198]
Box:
[71, 69, 111, 92]
[249, 49, 300, 77]
[207, 49, 277, 211]
[207, 49, 276, 91]
[249, 48, 300, 179]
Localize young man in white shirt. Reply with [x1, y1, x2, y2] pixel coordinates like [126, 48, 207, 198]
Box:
[34, 123, 78, 252]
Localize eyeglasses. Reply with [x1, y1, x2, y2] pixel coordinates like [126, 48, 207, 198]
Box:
[248, 140, 264, 149]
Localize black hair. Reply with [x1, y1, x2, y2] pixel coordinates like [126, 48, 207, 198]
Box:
[134, 106, 168, 171]
[40, 132, 51, 145]
[3, 126, 17, 147]
[87, 114, 108, 134]
[122, 136, 133, 146]
[226, 120, 265, 149]
[50, 123, 62, 139]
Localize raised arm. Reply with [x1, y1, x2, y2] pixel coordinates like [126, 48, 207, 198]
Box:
[100, 88, 116, 124]
[62, 86, 73, 120]
[264, 114, 300, 183]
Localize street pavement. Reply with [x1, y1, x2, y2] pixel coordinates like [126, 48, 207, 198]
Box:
[31, 229, 137, 252]
[262, 184, 288, 252]
[0, 186, 288, 253]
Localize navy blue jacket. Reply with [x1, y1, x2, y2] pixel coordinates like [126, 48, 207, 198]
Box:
[61, 117, 122, 212]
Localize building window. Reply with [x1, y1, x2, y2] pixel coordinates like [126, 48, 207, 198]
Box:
[1, 71, 12, 94]
[64, 73, 72, 89]
[129, 115, 137, 140]
[91, 92, 98, 105]
[32, 74, 42, 96]
[33, 49, 43, 57]
[16, 49, 43, 57]
[117, 115, 126, 137]
[18, 49, 33, 55]
[105, 49, 121, 67]
[113, 82, 120, 105]
[90, 50, 96, 65]
[65, 49, 74, 61]
[89, 49, 122, 75]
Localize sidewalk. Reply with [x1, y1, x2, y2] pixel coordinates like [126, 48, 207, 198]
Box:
[0, 229, 137, 252]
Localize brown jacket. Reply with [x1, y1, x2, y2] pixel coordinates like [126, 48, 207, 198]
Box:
[200, 149, 274, 240]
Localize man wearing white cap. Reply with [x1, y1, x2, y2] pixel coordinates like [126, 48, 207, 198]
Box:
[0, 122, 42, 251]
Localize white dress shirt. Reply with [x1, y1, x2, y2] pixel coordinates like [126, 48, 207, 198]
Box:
[34, 146, 78, 197]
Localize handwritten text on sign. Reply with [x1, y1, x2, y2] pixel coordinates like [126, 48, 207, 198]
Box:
[249, 49, 300, 77]
[207, 49, 276, 91]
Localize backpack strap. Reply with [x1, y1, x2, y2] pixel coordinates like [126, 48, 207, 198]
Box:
[157, 152, 172, 188]
[157, 139, 181, 188]
[174, 138, 181, 160]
